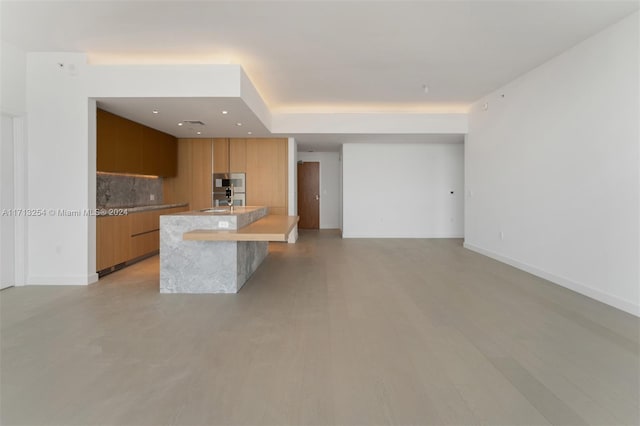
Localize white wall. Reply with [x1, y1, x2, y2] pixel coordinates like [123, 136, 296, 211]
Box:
[0, 114, 15, 288]
[0, 41, 26, 288]
[297, 151, 342, 229]
[271, 112, 467, 134]
[26, 53, 95, 284]
[343, 143, 464, 238]
[23, 54, 254, 285]
[287, 137, 298, 243]
[1, 41, 26, 115]
[465, 13, 639, 316]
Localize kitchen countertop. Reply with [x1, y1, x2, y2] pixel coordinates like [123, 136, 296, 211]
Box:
[96, 202, 188, 216]
[175, 206, 265, 217]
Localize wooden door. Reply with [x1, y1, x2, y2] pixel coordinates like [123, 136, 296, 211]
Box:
[297, 162, 319, 229]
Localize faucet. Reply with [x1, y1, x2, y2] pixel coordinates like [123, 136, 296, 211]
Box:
[225, 184, 234, 213]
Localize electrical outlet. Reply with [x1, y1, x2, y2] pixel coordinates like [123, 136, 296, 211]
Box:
[150, 194, 155, 201]
[219, 221, 229, 229]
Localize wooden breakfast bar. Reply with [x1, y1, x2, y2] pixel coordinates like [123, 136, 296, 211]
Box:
[183, 215, 299, 242]
[159, 206, 298, 294]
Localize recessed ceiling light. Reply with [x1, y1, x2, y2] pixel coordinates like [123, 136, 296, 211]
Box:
[152, 110, 159, 114]
[247, 131, 252, 135]
[236, 122, 242, 126]
[196, 131, 202, 135]
[222, 110, 228, 115]
[178, 122, 183, 126]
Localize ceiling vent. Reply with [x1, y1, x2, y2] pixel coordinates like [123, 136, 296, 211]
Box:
[182, 120, 206, 126]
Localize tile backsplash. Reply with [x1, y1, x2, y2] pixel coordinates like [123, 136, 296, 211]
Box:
[97, 174, 163, 208]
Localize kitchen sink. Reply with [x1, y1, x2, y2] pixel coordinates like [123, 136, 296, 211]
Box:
[200, 208, 231, 213]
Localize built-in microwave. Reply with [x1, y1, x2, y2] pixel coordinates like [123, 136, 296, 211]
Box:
[213, 173, 245, 194]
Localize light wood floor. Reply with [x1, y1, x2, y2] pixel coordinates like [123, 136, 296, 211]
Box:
[1, 231, 638, 425]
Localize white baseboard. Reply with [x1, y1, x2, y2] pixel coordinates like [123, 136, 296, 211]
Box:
[342, 233, 465, 239]
[27, 273, 99, 286]
[463, 242, 639, 317]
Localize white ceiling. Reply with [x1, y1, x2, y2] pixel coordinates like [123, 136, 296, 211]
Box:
[97, 98, 271, 139]
[293, 133, 464, 153]
[2, 1, 638, 151]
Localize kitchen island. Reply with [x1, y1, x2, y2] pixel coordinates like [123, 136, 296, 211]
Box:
[160, 206, 274, 293]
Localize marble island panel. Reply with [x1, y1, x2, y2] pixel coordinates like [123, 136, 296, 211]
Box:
[173, 206, 269, 229]
[159, 206, 269, 293]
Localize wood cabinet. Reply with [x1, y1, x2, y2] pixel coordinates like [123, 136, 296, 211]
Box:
[191, 139, 213, 211]
[213, 138, 229, 173]
[130, 210, 160, 236]
[164, 137, 288, 215]
[97, 206, 188, 273]
[164, 139, 212, 211]
[98, 109, 143, 174]
[97, 109, 119, 173]
[246, 138, 288, 215]
[96, 215, 131, 271]
[118, 115, 143, 173]
[97, 109, 177, 177]
[142, 127, 177, 176]
[230, 138, 246, 172]
[212, 138, 246, 173]
[129, 206, 187, 259]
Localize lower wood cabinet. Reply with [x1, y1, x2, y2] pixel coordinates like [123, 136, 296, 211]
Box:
[130, 232, 160, 260]
[96, 215, 130, 271]
[96, 206, 188, 273]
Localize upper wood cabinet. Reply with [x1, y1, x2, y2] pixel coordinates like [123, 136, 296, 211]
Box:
[230, 138, 246, 173]
[213, 138, 246, 173]
[118, 116, 143, 173]
[97, 109, 177, 177]
[213, 138, 229, 174]
[141, 126, 177, 176]
[97, 109, 120, 172]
